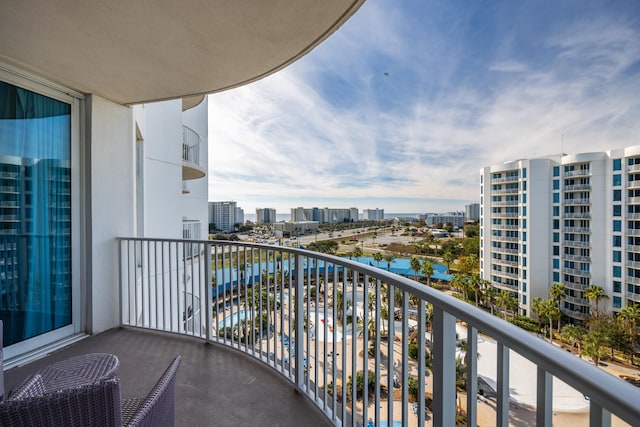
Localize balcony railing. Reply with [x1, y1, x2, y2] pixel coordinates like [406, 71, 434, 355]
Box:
[117, 238, 640, 427]
[182, 125, 206, 180]
[563, 169, 591, 177]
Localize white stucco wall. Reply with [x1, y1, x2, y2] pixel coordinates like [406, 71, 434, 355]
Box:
[88, 95, 135, 333]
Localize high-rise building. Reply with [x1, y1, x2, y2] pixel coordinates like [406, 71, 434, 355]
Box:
[256, 208, 277, 224]
[209, 201, 237, 233]
[290, 207, 358, 223]
[480, 147, 640, 320]
[363, 208, 385, 220]
[465, 203, 480, 221]
[235, 207, 244, 225]
[425, 212, 465, 228]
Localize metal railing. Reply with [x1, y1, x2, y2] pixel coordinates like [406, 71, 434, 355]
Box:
[117, 238, 640, 427]
[182, 125, 201, 166]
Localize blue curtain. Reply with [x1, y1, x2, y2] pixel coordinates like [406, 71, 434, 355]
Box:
[0, 81, 71, 346]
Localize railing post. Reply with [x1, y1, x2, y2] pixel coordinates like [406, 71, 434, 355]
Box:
[466, 326, 478, 427]
[205, 242, 213, 343]
[536, 367, 552, 426]
[295, 253, 305, 391]
[432, 306, 456, 426]
[590, 402, 611, 427]
[497, 342, 509, 427]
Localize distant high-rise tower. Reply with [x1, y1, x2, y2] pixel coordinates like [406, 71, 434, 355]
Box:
[256, 208, 276, 224]
[209, 201, 237, 233]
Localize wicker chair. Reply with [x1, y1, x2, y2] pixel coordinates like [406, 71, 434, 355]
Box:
[121, 355, 182, 427]
[0, 378, 122, 427]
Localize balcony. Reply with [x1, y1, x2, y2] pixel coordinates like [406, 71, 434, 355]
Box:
[182, 125, 206, 180]
[6, 238, 640, 427]
[627, 164, 640, 172]
[564, 184, 591, 191]
[563, 198, 591, 205]
[563, 226, 590, 234]
[562, 212, 591, 219]
[562, 253, 591, 263]
[563, 240, 591, 248]
[491, 176, 519, 183]
[563, 169, 591, 178]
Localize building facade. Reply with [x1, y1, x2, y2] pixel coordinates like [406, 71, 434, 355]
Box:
[290, 206, 358, 223]
[363, 208, 385, 220]
[465, 203, 480, 221]
[209, 201, 237, 233]
[256, 208, 277, 224]
[480, 147, 640, 320]
[425, 212, 466, 228]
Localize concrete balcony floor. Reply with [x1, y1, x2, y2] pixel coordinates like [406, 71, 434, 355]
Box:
[5, 328, 332, 427]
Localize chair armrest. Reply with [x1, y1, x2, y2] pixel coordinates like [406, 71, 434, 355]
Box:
[7, 374, 45, 401]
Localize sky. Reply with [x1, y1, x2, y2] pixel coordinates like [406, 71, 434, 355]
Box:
[208, 0, 640, 215]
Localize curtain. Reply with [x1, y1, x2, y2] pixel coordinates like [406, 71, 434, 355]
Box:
[0, 81, 71, 346]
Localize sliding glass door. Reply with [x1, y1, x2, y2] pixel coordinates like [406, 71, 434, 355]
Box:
[0, 76, 79, 351]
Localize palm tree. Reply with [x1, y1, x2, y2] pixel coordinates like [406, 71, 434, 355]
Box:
[543, 299, 560, 343]
[410, 256, 422, 282]
[421, 259, 434, 287]
[532, 297, 545, 332]
[468, 273, 482, 307]
[352, 246, 363, 260]
[372, 252, 383, 268]
[483, 283, 496, 315]
[584, 284, 608, 319]
[442, 251, 454, 272]
[495, 290, 516, 321]
[383, 253, 395, 272]
[561, 324, 586, 355]
[549, 282, 566, 333]
[618, 304, 640, 364]
[450, 273, 468, 300]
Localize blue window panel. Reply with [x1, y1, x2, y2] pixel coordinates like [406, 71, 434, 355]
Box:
[553, 271, 560, 282]
[553, 180, 559, 190]
[613, 189, 621, 201]
[553, 193, 559, 203]
[613, 296, 621, 309]
[613, 266, 622, 277]
[613, 281, 621, 293]
[613, 159, 621, 171]
[553, 166, 559, 177]
[553, 232, 560, 243]
[613, 236, 621, 247]
[613, 251, 621, 262]
[613, 174, 621, 186]
[613, 205, 621, 216]
[553, 258, 560, 269]
[553, 206, 559, 216]
[613, 220, 621, 232]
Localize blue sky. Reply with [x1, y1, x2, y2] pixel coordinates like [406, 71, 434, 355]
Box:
[208, 0, 640, 214]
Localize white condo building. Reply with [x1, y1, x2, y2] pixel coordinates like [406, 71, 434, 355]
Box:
[289, 207, 358, 223]
[363, 208, 385, 220]
[480, 146, 640, 320]
[209, 201, 238, 233]
[256, 208, 277, 224]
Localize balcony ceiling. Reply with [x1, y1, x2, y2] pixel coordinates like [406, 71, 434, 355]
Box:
[0, 0, 365, 105]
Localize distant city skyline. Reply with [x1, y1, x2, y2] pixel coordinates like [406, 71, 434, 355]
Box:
[209, 0, 640, 213]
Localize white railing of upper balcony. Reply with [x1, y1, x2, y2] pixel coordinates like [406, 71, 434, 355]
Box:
[182, 125, 201, 165]
[117, 238, 640, 427]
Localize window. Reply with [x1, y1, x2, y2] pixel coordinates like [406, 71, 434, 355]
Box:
[613, 220, 621, 232]
[613, 266, 622, 277]
[613, 251, 621, 262]
[522, 206, 526, 216]
[553, 193, 559, 203]
[613, 174, 621, 186]
[613, 159, 621, 171]
[613, 281, 622, 293]
[522, 257, 527, 267]
[613, 205, 621, 216]
[553, 206, 559, 216]
[613, 235, 622, 247]
[0, 79, 76, 347]
[613, 296, 622, 309]
[614, 189, 621, 201]
[553, 259, 559, 269]
[522, 194, 527, 203]
[553, 219, 559, 229]
[522, 282, 527, 292]
[553, 166, 560, 177]
[553, 232, 560, 243]
[522, 270, 526, 279]
[553, 272, 560, 282]
[522, 231, 526, 241]
[522, 295, 527, 305]
[553, 180, 560, 190]
[553, 246, 559, 256]
[522, 181, 527, 191]
[522, 168, 526, 178]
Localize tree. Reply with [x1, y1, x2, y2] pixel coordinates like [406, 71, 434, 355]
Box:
[618, 304, 640, 364]
[549, 283, 566, 333]
[410, 256, 422, 282]
[532, 297, 545, 332]
[421, 259, 434, 287]
[582, 321, 609, 365]
[451, 273, 468, 300]
[585, 284, 608, 319]
[483, 284, 496, 315]
[372, 252, 384, 268]
[383, 253, 395, 271]
[442, 251, 454, 271]
[561, 324, 586, 354]
[495, 290, 517, 321]
[352, 246, 363, 259]
[468, 273, 482, 307]
[542, 299, 560, 343]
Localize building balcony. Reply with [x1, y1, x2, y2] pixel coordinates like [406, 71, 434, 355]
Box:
[627, 164, 640, 172]
[563, 295, 589, 306]
[627, 244, 640, 252]
[492, 200, 519, 207]
[563, 184, 591, 191]
[627, 196, 640, 204]
[563, 226, 590, 234]
[491, 224, 519, 231]
[561, 253, 591, 263]
[562, 212, 591, 219]
[490, 188, 519, 195]
[627, 229, 640, 236]
[562, 309, 591, 321]
[563, 169, 591, 178]
[491, 176, 519, 184]
[563, 198, 591, 205]
[182, 125, 206, 180]
[628, 180, 640, 190]
[492, 211, 519, 218]
[5, 238, 640, 427]
[563, 240, 590, 248]
[562, 268, 590, 278]
[492, 235, 519, 243]
[626, 275, 640, 285]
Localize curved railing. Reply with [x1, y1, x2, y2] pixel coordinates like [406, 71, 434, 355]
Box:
[117, 238, 640, 427]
